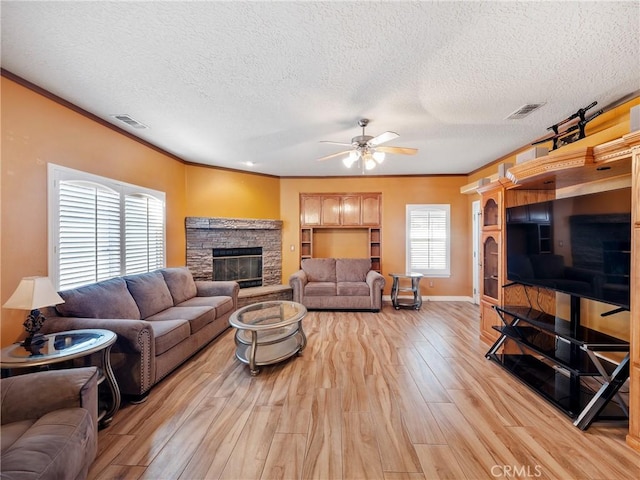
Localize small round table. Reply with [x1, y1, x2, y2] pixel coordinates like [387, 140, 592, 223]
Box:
[0, 329, 120, 427]
[229, 301, 307, 375]
[389, 273, 424, 310]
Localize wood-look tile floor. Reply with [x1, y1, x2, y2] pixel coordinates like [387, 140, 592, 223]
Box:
[89, 302, 640, 480]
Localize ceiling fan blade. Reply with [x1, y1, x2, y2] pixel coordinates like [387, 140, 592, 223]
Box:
[376, 146, 418, 155]
[368, 131, 399, 146]
[317, 150, 351, 162]
[319, 140, 354, 146]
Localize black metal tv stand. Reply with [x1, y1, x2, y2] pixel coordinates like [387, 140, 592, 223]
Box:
[485, 294, 629, 430]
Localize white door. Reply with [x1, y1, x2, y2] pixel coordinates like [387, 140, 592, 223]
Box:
[472, 200, 481, 304]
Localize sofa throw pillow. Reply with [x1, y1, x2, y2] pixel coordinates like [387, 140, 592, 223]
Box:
[124, 271, 174, 319]
[57, 277, 141, 319]
[336, 258, 371, 282]
[161, 267, 198, 305]
[302, 258, 336, 282]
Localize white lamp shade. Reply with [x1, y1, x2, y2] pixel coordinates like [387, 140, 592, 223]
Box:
[3, 277, 64, 310]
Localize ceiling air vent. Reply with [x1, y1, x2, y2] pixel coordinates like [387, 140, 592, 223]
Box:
[110, 114, 148, 129]
[506, 103, 546, 120]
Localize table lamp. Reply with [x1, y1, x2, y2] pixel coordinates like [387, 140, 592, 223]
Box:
[3, 276, 65, 350]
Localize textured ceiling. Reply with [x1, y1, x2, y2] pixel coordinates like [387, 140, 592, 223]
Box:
[2, 1, 639, 177]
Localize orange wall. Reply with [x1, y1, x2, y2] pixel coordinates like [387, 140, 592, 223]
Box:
[279, 176, 471, 296]
[1, 77, 187, 345]
[185, 165, 280, 219]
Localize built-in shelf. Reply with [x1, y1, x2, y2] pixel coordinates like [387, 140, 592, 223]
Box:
[299, 193, 382, 271]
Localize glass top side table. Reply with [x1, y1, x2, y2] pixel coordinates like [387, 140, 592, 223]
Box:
[0, 328, 120, 427]
[389, 273, 424, 310]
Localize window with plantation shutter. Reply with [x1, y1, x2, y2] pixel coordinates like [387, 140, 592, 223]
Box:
[406, 204, 451, 277]
[125, 194, 165, 274]
[49, 164, 166, 290]
[58, 182, 121, 290]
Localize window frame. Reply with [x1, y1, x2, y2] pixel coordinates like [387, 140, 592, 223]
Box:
[405, 204, 451, 278]
[48, 164, 166, 290]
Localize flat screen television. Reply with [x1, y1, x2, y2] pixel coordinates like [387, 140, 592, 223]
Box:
[505, 187, 631, 310]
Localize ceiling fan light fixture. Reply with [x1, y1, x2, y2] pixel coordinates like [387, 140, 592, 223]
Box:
[343, 156, 356, 168]
[373, 150, 385, 163]
[364, 157, 377, 170]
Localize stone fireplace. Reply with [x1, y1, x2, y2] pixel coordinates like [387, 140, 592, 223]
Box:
[185, 217, 282, 287]
[213, 247, 263, 288]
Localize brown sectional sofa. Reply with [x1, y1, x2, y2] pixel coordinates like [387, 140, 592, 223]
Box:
[289, 258, 385, 311]
[41, 267, 239, 400]
[1, 367, 98, 480]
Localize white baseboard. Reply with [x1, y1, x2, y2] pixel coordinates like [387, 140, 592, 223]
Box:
[382, 295, 474, 303]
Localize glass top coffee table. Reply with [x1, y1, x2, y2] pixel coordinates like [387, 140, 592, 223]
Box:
[229, 301, 307, 375]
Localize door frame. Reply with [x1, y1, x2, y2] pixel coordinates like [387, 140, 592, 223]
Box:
[472, 200, 481, 304]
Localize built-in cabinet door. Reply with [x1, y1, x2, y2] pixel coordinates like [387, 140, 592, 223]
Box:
[362, 194, 381, 225]
[480, 301, 501, 343]
[342, 196, 362, 225]
[321, 196, 341, 225]
[482, 232, 500, 302]
[482, 191, 502, 229]
[301, 196, 322, 225]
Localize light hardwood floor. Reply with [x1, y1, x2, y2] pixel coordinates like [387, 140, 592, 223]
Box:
[89, 302, 640, 480]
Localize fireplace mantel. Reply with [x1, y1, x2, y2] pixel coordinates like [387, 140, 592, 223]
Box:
[185, 217, 282, 285]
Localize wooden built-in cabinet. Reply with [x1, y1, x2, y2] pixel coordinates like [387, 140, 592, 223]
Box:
[299, 193, 382, 271]
[628, 132, 640, 452]
[478, 186, 504, 343]
[474, 131, 640, 448]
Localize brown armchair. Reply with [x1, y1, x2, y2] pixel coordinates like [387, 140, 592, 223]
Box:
[1, 367, 98, 480]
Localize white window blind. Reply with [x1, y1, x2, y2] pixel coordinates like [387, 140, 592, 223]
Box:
[58, 182, 121, 290]
[49, 164, 166, 290]
[125, 194, 165, 274]
[406, 204, 451, 277]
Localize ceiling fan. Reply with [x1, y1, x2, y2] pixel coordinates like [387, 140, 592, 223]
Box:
[317, 118, 418, 171]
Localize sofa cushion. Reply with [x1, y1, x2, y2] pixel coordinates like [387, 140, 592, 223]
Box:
[1, 419, 33, 451]
[57, 277, 141, 319]
[161, 267, 198, 305]
[336, 258, 371, 282]
[125, 271, 174, 319]
[177, 296, 235, 317]
[146, 319, 191, 355]
[304, 282, 337, 297]
[337, 281, 371, 296]
[302, 258, 336, 282]
[147, 306, 215, 334]
[1, 408, 95, 480]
